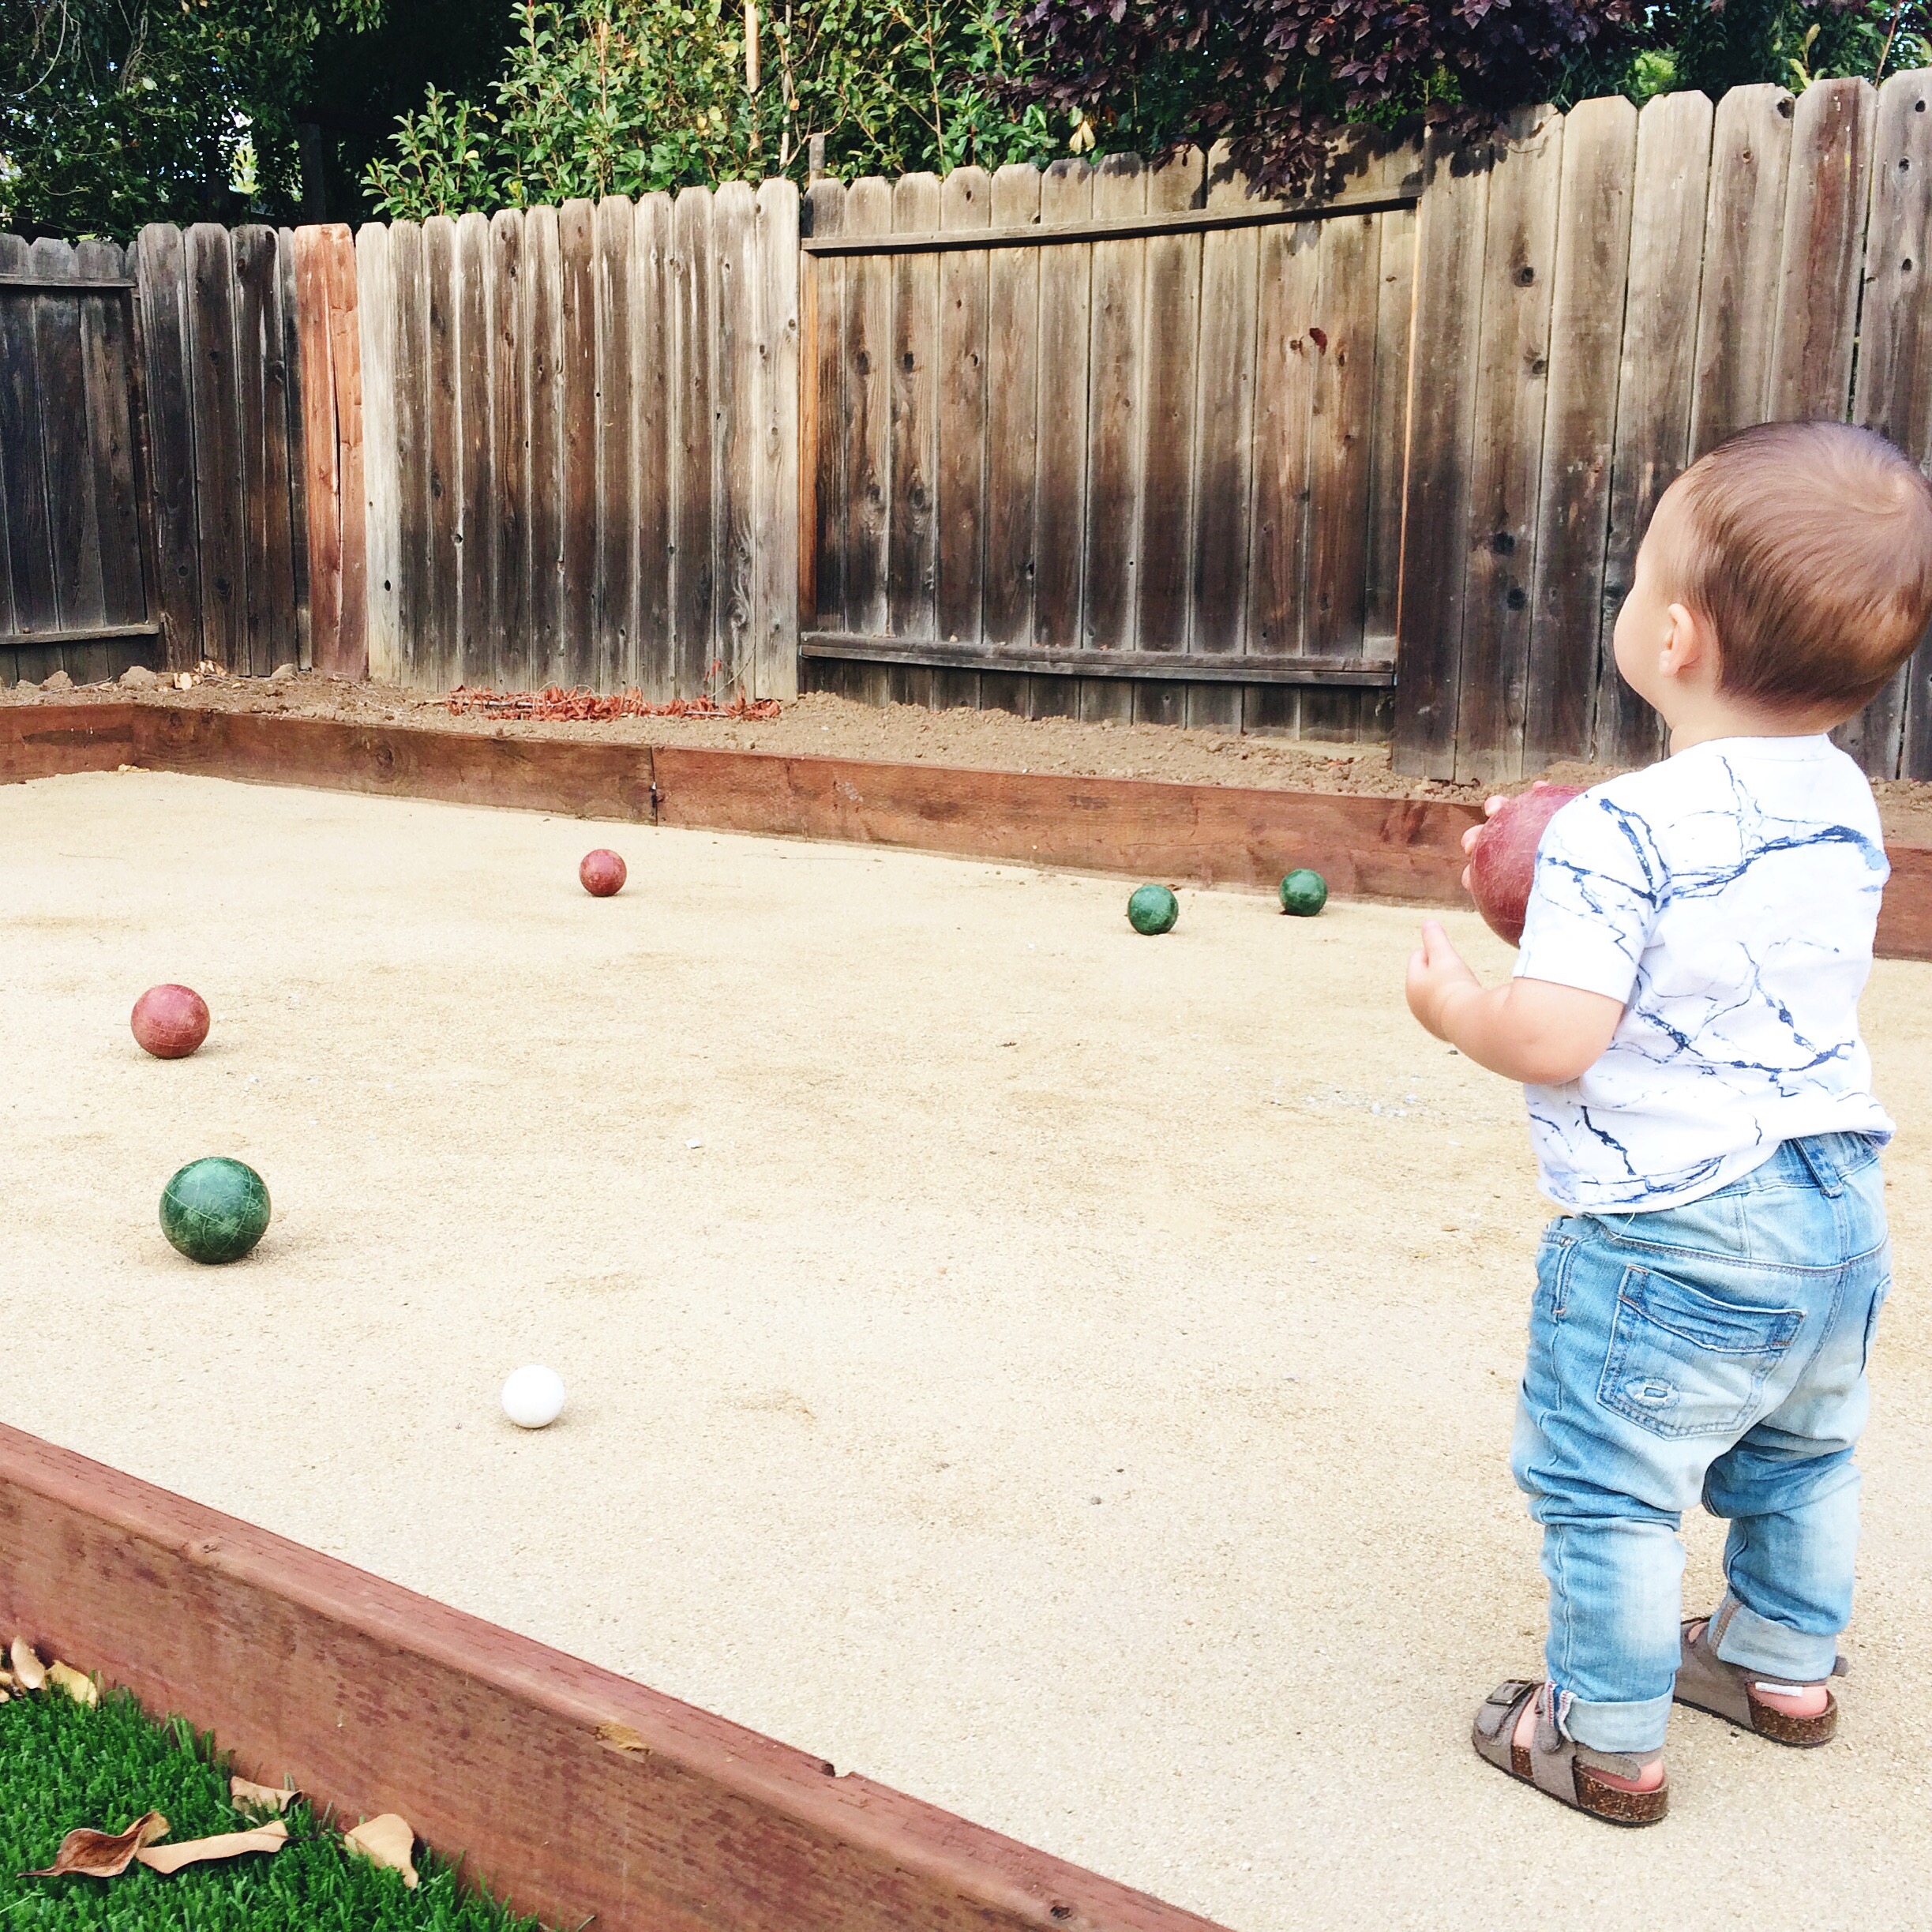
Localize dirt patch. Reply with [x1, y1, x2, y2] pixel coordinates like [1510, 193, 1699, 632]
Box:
[12, 670, 1932, 844]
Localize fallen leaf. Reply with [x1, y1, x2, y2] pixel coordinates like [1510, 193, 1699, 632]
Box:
[47, 1663, 97, 1707]
[343, 1814, 418, 1889]
[595, 1721, 650, 1754]
[230, 1776, 298, 1814]
[137, 1820, 288, 1874]
[0, 1666, 14, 1690]
[24, 1812, 169, 1878]
[9, 1638, 46, 1691]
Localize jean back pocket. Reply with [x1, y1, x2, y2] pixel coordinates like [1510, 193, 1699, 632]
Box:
[1598, 1265, 1804, 1439]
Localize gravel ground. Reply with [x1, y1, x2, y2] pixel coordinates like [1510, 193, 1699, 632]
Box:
[2, 768, 1929, 1932]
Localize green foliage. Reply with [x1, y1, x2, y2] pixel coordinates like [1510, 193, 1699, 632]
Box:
[362, 0, 1059, 218]
[0, 0, 383, 238]
[0, 1683, 546, 1932]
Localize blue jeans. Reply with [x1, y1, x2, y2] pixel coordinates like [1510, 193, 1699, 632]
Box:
[1511, 1133, 1890, 1753]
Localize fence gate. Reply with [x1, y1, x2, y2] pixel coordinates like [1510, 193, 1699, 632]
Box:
[798, 142, 1420, 735]
[0, 236, 159, 685]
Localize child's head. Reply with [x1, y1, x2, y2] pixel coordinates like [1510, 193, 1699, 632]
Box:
[1614, 421, 1932, 734]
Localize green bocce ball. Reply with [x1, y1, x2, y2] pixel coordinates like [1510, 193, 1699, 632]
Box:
[160, 1157, 271, 1265]
[1279, 868, 1328, 917]
[1127, 883, 1180, 935]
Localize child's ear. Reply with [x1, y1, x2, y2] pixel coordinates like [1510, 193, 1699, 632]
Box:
[1660, 601, 1714, 682]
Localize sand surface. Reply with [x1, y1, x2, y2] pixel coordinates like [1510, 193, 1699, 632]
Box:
[2, 769, 1929, 1932]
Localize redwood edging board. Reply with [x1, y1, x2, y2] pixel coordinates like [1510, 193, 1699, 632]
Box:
[0, 1424, 1222, 1932]
[6, 701, 1932, 961]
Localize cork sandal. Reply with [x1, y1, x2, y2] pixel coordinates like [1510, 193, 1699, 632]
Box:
[1472, 1680, 1670, 1826]
[1674, 1616, 1844, 1747]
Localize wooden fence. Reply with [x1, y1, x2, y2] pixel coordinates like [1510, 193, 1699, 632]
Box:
[350, 182, 798, 700]
[799, 140, 1416, 737]
[130, 223, 309, 676]
[1394, 73, 1932, 782]
[0, 235, 156, 686]
[8, 72, 1932, 776]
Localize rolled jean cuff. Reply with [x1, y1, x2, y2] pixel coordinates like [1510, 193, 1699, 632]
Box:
[1555, 1687, 1674, 1754]
[1713, 1596, 1840, 1683]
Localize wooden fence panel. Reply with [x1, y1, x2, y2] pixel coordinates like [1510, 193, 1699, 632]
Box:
[0, 234, 46, 644]
[984, 164, 1041, 673]
[594, 197, 635, 692]
[1030, 160, 1094, 718]
[1136, 147, 1206, 726]
[1593, 89, 1713, 770]
[295, 229, 343, 667]
[1187, 142, 1258, 732]
[715, 182, 761, 698]
[421, 216, 460, 690]
[935, 167, 989, 712]
[186, 225, 246, 670]
[388, 221, 430, 688]
[523, 206, 563, 689]
[1688, 85, 1793, 457]
[133, 224, 201, 666]
[1769, 78, 1875, 422]
[805, 178, 846, 640]
[633, 193, 675, 692]
[1856, 69, 1932, 780]
[28, 241, 107, 653]
[456, 210, 494, 688]
[76, 239, 145, 649]
[488, 209, 527, 693]
[1525, 94, 1636, 767]
[357, 222, 400, 681]
[1451, 106, 1563, 784]
[887, 173, 941, 701]
[752, 178, 798, 702]
[558, 201, 598, 685]
[1391, 131, 1493, 775]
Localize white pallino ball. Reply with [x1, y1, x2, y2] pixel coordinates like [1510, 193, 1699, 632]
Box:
[501, 1364, 566, 1429]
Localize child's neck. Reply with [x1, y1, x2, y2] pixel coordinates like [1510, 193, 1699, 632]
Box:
[1658, 688, 1848, 756]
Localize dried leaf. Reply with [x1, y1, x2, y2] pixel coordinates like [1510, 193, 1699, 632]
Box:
[137, 1820, 288, 1874]
[24, 1811, 169, 1878]
[595, 1721, 650, 1754]
[47, 1663, 97, 1708]
[230, 1776, 299, 1814]
[9, 1638, 46, 1691]
[343, 1814, 418, 1889]
[0, 1666, 15, 1690]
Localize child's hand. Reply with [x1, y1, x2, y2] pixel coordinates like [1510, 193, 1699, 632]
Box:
[1406, 919, 1480, 1041]
[1460, 794, 1508, 891]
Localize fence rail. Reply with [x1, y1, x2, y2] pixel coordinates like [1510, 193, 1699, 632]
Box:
[6, 72, 1932, 776]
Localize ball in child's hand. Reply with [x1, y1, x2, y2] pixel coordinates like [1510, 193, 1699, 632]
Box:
[1465, 782, 1585, 947]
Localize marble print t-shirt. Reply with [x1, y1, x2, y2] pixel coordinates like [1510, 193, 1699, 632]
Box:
[1514, 735, 1894, 1213]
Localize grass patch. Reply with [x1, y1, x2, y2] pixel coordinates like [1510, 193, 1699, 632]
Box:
[0, 1683, 548, 1932]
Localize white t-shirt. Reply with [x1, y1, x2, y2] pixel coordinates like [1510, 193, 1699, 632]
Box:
[1515, 735, 1893, 1212]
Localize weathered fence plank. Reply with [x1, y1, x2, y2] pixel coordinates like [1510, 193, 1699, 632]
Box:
[805, 177, 846, 640]
[76, 238, 144, 646]
[1082, 153, 1147, 720]
[523, 206, 563, 689]
[634, 192, 676, 693]
[1186, 142, 1258, 731]
[935, 166, 989, 711]
[1452, 105, 1563, 784]
[422, 215, 460, 690]
[134, 224, 202, 666]
[487, 209, 527, 692]
[1031, 159, 1094, 717]
[715, 181, 761, 698]
[30, 240, 107, 653]
[984, 163, 1041, 676]
[558, 200, 598, 685]
[1688, 85, 1793, 457]
[838, 178, 892, 703]
[456, 210, 494, 688]
[1136, 146, 1206, 725]
[1391, 130, 1491, 775]
[295, 228, 343, 667]
[186, 224, 245, 670]
[887, 172, 941, 705]
[1593, 89, 1713, 770]
[357, 221, 399, 681]
[593, 197, 635, 692]
[1525, 94, 1636, 767]
[752, 178, 799, 702]
[1769, 77, 1875, 422]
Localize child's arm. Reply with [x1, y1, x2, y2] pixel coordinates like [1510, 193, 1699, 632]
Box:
[1405, 921, 1623, 1084]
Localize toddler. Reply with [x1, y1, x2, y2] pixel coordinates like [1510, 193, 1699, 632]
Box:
[1405, 420, 1932, 1824]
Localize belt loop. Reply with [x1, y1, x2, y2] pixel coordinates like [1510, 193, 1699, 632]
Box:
[1793, 1135, 1846, 1198]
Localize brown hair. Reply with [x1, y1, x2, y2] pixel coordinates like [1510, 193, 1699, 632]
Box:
[1664, 421, 1932, 713]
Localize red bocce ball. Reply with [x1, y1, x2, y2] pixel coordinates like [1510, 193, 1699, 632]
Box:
[579, 849, 627, 897]
[1465, 782, 1585, 947]
[131, 984, 211, 1060]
